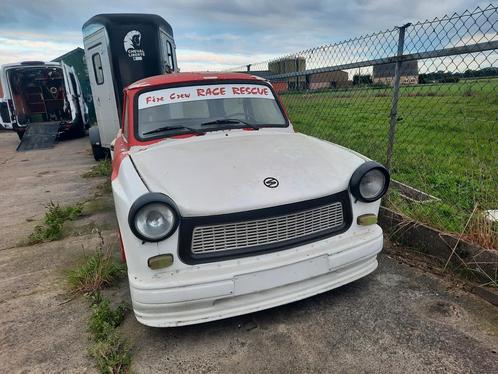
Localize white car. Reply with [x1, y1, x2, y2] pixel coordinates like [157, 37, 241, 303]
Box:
[111, 72, 390, 327]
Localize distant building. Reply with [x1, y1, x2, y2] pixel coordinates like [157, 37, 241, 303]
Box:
[372, 60, 419, 85]
[52, 47, 96, 122]
[246, 59, 350, 92]
[307, 71, 350, 89]
[269, 57, 306, 90]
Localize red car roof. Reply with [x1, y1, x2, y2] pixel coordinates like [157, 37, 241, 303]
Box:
[127, 72, 265, 91]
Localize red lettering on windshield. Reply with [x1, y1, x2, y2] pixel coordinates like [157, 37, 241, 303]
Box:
[145, 96, 164, 104]
[231, 86, 269, 96]
[169, 92, 191, 100]
[196, 87, 226, 96]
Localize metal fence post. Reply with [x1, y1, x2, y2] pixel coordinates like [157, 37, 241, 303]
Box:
[386, 23, 411, 169]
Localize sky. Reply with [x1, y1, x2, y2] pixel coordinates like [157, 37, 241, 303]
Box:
[0, 0, 492, 71]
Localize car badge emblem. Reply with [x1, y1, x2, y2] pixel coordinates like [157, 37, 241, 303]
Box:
[263, 177, 279, 188]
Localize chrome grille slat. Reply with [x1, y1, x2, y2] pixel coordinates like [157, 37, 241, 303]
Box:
[191, 202, 344, 254]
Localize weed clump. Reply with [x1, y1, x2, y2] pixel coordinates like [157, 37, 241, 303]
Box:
[83, 159, 112, 178]
[88, 292, 131, 374]
[28, 201, 83, 244]
[88, 292, 128, 341]
[67, 233, 125, 295]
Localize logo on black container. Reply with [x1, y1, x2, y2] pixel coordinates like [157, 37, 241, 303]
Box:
[124, 30, 145, 61]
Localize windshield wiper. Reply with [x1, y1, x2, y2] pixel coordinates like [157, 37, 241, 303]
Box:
[143, 125, 205, 136]
[200, 118, 259, 130]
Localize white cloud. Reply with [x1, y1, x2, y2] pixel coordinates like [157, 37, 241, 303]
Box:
[0, 36, 79, 65]
[177, 49, 278, 71]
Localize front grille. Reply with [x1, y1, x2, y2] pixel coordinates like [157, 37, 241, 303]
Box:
[191, 201, 344, 254]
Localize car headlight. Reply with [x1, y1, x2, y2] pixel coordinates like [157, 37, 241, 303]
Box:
[128, 193, 179, 242]
[349, 161, 390, 202]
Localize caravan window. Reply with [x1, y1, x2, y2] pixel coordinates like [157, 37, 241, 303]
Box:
[166, 41, 174, 70]
[92, 53, 104, 85]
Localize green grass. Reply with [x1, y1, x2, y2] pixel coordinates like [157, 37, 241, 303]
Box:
[88, 292, 128, 342]
[83, 159, 113, 178]
[28, 202, 83, 244]
[281, 78, 498, 246]
[87, 292, 131, 374]
[67, 236, 126, 295]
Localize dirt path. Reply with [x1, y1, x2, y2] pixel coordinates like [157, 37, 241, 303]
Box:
[0, 131, 496, 373]
[0, 132, 105, 373]
[0, 132, 102, 250]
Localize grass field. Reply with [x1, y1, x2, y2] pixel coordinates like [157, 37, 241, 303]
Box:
[280, 78, 498, 248]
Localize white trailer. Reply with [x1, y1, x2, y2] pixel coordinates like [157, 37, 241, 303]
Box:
[82, 14, 178, 160]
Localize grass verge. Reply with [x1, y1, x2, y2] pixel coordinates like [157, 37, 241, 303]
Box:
[281, 78, 498, 249]
[28, 201, 83, 244]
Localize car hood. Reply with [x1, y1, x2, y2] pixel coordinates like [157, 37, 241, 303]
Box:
[130, 131, 366, 217]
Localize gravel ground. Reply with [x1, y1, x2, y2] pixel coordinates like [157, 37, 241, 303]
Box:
[0, 130, 496, 374]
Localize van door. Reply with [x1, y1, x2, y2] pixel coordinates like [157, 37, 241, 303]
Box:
[0, 99, 13, 129]
[61, 62, 78, 123]
[85, 41, 120, 148]
[0, 77, 14, 129]
[66, 65, 89, 127]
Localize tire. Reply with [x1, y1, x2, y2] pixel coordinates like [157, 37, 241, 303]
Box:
[89, 126, 108, 161]
[91, 143, 108, 161]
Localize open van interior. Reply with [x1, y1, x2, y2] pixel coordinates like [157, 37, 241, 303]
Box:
[7, 66, 71, 125]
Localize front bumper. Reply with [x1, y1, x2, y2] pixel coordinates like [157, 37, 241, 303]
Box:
[130, 226, 383, 327]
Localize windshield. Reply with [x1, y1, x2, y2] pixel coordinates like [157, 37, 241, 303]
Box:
[137, 83, 287, 138]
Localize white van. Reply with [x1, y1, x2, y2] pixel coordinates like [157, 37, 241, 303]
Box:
[0, 61, 89, 139]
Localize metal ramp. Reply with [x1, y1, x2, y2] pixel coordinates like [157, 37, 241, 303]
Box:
[16, 122, 60, 152]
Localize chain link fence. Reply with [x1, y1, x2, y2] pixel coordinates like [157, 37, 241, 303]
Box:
[229, 5, 498, 250]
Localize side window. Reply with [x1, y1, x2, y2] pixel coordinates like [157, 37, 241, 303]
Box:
[92, 53, 104, 85]
[166, 41, 174, 71]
